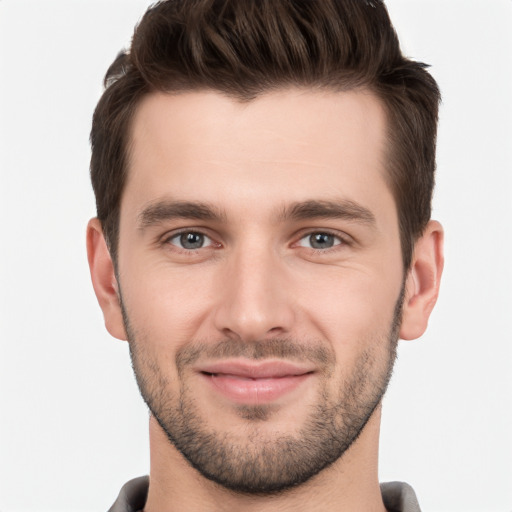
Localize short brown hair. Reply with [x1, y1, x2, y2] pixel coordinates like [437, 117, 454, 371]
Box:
[90, 0, 440, 270]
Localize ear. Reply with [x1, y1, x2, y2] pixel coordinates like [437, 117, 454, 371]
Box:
[86, 218, 127, 341]
[400, 220, 444, 340]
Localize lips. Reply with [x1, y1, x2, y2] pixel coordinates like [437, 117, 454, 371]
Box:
[196, 360, 315, 404]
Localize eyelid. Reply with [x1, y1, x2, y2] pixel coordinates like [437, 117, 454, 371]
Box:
[297, 233, 342, 248]
[160, 228, 220, 249]
[171, 232, 213, 248]
[157, 226, 352, 253]
[293, 228, 352, 248]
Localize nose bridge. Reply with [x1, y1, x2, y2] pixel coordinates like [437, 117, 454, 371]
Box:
[213, 239, 294, 341]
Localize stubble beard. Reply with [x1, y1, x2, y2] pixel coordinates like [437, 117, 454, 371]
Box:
[122, 288, 404, 495]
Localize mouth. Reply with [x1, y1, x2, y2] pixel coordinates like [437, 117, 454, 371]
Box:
[196, 360, 315, 404]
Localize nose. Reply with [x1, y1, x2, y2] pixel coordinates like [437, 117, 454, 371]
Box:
[212, 245, 295, 342]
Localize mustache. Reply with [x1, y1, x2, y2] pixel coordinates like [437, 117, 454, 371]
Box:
[176, 338, 336, 370]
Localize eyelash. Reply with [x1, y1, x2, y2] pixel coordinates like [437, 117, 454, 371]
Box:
[159, 229, 351, 255]
[162, 229, 218, 253]
[295, 230, 350, 253]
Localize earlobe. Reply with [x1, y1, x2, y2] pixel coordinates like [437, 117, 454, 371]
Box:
[86, 218, 127, 341]
[400, 220, 444, 341]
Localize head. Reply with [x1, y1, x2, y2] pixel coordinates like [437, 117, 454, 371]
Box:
[90, 0, 440, 271]
[87, 0, 443, 496]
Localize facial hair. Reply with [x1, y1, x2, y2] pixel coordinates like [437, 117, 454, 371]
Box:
[122, 286, 404, 495]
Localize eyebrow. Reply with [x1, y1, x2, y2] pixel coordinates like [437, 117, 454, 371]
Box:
[137, 198, 376, 230]
[137, 200, 227, 229]
[278, 199, 376, 225]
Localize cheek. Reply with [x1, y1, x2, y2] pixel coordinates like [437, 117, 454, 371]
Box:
[120, 260, 218, 344]
[295, 266, 401, 351]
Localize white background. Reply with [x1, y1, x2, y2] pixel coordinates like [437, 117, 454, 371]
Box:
[0, 1, 511, 511]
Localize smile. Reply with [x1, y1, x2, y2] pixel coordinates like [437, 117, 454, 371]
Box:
[197, 360, 315, 404]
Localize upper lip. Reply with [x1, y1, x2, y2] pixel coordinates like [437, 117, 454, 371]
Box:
[196, 360, 315, 379]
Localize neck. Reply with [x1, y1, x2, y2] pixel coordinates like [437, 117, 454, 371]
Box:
[144, 407, 387, 512]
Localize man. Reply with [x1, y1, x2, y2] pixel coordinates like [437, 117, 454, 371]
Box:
[86, 0, 444, 510]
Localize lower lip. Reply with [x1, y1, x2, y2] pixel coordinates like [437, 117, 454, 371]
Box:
[201, 373, 312, 404]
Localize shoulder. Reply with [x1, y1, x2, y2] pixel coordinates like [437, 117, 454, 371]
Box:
[107, 476, 149, 512]
[380, 481, 421, 512]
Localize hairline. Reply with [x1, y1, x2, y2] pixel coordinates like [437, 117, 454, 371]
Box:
[105, 83, 418, 272]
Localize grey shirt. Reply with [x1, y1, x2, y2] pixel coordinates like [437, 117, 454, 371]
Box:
[108, 476, 422, 512]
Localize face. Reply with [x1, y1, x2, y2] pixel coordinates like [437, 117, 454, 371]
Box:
[116, 89, 405, 493]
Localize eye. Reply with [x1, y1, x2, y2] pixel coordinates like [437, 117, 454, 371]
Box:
[167, 231, 214, 250]
[298, 232, 343, 250]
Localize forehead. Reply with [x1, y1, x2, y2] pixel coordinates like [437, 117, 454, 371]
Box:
[123, 88, 393, 222]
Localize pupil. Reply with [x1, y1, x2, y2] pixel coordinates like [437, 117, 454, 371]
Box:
[180, 232, 204, 249]
[310, 233, 333, 249]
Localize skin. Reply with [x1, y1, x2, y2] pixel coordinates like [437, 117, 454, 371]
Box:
[87, 89, 444, 512]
